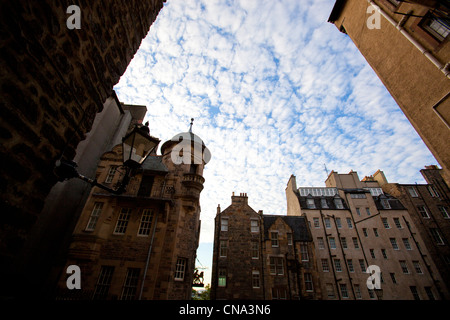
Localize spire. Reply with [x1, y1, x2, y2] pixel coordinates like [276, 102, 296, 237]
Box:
[189, 118, 194, 133]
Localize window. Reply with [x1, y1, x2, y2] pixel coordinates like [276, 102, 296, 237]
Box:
[304, 273, 314, 292]
[354, 284, 362, 299]
[329, 237, 336, 249]
[347, 218, 353, 229]
[381, 249, 388, 259]
[93, 266, 114, 300]
[381, 199, 391, 209]
[105, 165, 118, 183]
[269, 257, 284, 275]
[430, 228, 444, 245]
[403, 238, 412, 250]
[418, 206, 430, 218]
[218, 269, 227, 287]
[363, 228, 368, 237]
[175, 258, 187, 281]
[307, 198, 316, 209]
[321, 198, 328, 209]
[368, 289, 376, 299]
[272, 288, 287, 300]
[393, 218, 402, 229]
[347, 259, 354, 272]
[250, 219, 259, 232]
[321, 259, 330, 272]
[287, 233, 293, 245]
[359, 259, 366, 272]
[439, 206, 450, 219]
[252, 271, 260, 288]
[120, 268, 140, 300]
[341, 237, 347, 249]
[251, 242, 259, 259]
[387, 0, 401, 6]
[86, 202, 103, 231]
[219, 240, 227, 257]
[318, 237, 325, 249]
[356, 207, 361, 216]
[407, 186, 418, 198]
[373, 228, 379, 237]
[370, 249, 376, 259]
[334, 259, 342, 272]
[421, 13, 450, 41]
[137, 209, 154, 236]
[300, 244, 309, 261]
[427, 186, 439, 197]
[382, 218, 390, 229]
[390, 238, 399, 250]
[114, 208, 131, 234]
[221, 218, 228, 231]
[390, 273, 397, 284]
[410, 286, 421, 300]
[313, 217, 320, 228]
[271, 232, 279, 247]
[400, 260, 409, 274]
[350, 193, 366, 199]
[352, 237, 359, 249]
[324, 218, 331, 229]
[366, 208, 371, 216]
[425, 287, 435, 300]
[413, 261, 423, 274]
[339, 284, 349, 299]
[336, 218, 342, 228]
[334, 198, 344, 209]
[326, 283, 336, 299]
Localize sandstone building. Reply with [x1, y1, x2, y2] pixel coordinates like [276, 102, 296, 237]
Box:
[55, 124, 209, 300]
[328, 0, 450, 185]
[377, 165, 450, 293]
[286, 169, 448, 300]
[211, 193, 321, 300]
[0, 0, 166, 298]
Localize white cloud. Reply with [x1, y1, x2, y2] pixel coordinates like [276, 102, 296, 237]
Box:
[114, 0, 437, 280]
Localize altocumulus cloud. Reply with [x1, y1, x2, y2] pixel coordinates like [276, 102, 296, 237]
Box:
[114, 0, 436, 244]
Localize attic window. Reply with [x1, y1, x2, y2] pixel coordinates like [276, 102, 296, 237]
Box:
[334, 197, 344, 209]
[321, 198, 328, 209]
[307, 198, 316, 209]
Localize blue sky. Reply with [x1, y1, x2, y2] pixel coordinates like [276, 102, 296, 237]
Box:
[114, 0, 437, 286]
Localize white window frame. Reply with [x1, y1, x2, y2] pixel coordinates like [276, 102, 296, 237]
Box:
[390, 238, 399, 250]
[271, 232, 279, 247]
[250, 219, 259, 232]
[86, 202, 103, 231]
[174, 258, 187, 281]
[105, 165, 118, 184]
[221, 218, 228, 231]
[137, 209, 154, 236]
[113, 208, 131, 234]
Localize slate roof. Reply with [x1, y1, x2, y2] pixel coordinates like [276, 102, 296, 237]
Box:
[141, 155, 168, 173]
[263, 215, 311, 242]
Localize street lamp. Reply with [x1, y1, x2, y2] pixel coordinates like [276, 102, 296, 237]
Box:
[55, 122, 160, 195]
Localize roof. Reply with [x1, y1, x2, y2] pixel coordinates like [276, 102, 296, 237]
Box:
[141, 155, 168, 173]
[263, 215, 311, 242]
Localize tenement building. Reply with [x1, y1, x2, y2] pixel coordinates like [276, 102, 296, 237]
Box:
[328, 0, 450, 185]
[286, 169, 448, 300]
[56, 123, 209, 300]
[211, 193, 321, 300]
[376, 165, 450, 294]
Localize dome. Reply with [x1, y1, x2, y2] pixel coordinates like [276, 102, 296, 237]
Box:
[161, 131, 211, 165]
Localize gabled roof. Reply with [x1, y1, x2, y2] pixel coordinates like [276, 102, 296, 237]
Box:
[141, 155, 168, 173]
[263, 215, 311, 242]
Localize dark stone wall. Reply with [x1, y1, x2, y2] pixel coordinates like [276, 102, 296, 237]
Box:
[0, 0, 165, 297]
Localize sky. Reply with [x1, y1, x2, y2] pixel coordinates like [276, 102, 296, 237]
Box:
[113, 0, 437, 286]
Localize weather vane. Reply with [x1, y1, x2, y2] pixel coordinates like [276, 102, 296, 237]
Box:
[189, 118, 194, 133]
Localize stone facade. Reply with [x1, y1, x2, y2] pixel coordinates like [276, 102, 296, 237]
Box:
[0, 0, 165, 298]
[211, 193, 320, 300]
[328, 0, 450, 185]
[378, 165, 450, 295]
[286, 170, 448, 300]
[55, 126, 208, 300]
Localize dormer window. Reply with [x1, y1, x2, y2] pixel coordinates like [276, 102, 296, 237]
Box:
[307, 198, 316, 209]
[321, 198, 328, 209]
[334, 196, 344, 209]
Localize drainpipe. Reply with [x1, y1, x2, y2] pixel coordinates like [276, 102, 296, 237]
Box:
[366, 0, 450, 79]
[138, 213, 158, 300]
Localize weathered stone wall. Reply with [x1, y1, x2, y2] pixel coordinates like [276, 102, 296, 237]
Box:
[0, 0, 165, 297]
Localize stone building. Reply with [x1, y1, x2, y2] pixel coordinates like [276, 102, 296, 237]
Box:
[286, 169, 448, 300]
[55, 124, 209, 300]
[211, 193, 320, 300]
[328, 0, 450, 185]
[0, 0, 166, 298]
[377, 165, 450, 294]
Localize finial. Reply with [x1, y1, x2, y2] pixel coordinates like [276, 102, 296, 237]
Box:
[189, 118, 194, 133]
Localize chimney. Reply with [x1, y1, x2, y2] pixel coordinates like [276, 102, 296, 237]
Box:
[231, 192, 248, 205]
